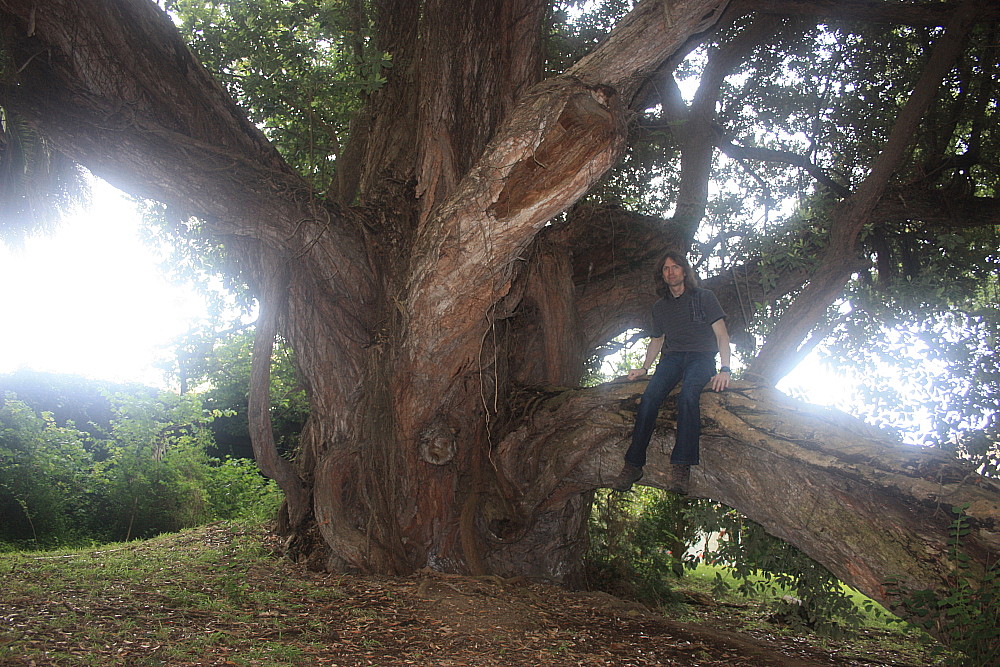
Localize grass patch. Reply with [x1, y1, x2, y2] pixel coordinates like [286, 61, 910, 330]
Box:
[1, 521, 948, 666]
[0, 522, 327, 666]
[672, 564, 948, 665]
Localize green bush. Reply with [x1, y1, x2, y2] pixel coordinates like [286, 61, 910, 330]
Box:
[585, 488, 694, 604]
[0, 388, 285, 549]
[0, 394, 93, 548]
[204, 457, 283, 523]
[586, 491, 879, 636]
[688, 501, 871, 637]
[889, 504, 1000, 666]
[86, 391, 219, 541]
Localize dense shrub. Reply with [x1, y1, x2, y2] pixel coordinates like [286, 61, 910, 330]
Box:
[0, 394, 93, 547]
[585, 488, 695, 604]
[0, 390, 284, 549]
[203, 457, 284, 523]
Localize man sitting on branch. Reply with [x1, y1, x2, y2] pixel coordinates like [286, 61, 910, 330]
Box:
[611, 251, 732, 494]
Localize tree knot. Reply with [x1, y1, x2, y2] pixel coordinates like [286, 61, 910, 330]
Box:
[419, 423, 457, 465]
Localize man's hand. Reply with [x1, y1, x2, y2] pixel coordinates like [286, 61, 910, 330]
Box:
[710, 371, 730, 392]
[627, 368, 648, 381]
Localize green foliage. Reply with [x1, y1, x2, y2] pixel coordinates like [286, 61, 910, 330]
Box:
[202, 457, 284, 523]
[585, 488, 695, 604]
[162, 327, 309, 459]
[0, 394, 93, 547]
[166, 0, 385, 190]
[585, 489, 883, 637]
[89, 390, 221, 541]
[547, 1, 633, 75]
[688, 502, 874, 638]
[820, 305, 1000, 463]
[0, 385, 284, 550]
[888, 504, 1000, 666]
[0, 369, 126, 440]
[0, 106, 90, 245]
[137, 199, 256, 324]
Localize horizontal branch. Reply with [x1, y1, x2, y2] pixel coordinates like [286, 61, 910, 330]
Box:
[496, 380, 1000, 625]
[716, 133, 852, 198]
[875, 186, 1000, 229]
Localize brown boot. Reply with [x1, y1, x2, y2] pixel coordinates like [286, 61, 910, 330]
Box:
[668, 464, 691, 495]
[610, 464, 644, 492]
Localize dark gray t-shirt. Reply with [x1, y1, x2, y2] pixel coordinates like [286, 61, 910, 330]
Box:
[650, 287, 726, 353]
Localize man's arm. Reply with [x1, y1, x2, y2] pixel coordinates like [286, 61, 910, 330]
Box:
[710, 319, 731, 392]
[627, 336, 664, 380]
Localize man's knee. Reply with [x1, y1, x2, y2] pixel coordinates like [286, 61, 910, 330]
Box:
[677, 385, 703, 407]
[636, 396, 664, 419]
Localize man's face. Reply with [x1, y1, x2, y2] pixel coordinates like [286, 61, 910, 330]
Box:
[662, 258, 685, 287]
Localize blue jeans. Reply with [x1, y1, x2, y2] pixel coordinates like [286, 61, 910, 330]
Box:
[624, 351, 716, 467]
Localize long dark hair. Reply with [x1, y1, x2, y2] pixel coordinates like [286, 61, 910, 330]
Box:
[655, 250, 700, 298]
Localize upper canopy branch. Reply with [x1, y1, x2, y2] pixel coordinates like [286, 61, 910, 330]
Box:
[567, 0, 732, 102]
[876, 187, 1000, 229]
[0, 0, 365, 274]
[739, 0, 1000, 25]
[717, 132, 853, 198]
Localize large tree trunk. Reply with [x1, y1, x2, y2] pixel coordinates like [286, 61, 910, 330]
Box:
[298, 0, 734, 575]
[2, 0, 998, 636]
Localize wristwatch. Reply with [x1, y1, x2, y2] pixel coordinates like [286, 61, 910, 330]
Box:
[719, 366, 731, 373]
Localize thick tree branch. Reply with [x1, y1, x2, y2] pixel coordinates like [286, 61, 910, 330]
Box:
[738, 0, 1000, 26]
[876, 186, 1000, 229]
[412, 0, 548, 222]
[567, 0, 733, 103]
[0, 0, 365, 273]
[664, 15, 785, 243]
[400, 0, 731, 426]
[497, 381, 1000, 624]
[0, 0, 378, 388]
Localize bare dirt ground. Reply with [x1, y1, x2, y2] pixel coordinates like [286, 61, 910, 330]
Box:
[0, 524, 937, 666]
